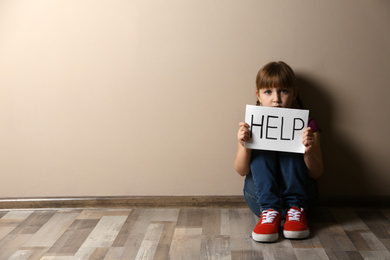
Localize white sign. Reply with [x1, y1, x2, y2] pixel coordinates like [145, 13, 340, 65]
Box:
[245, 105, 309, 153]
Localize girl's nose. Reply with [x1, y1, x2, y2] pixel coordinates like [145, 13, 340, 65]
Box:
[273, 92, 280, 102]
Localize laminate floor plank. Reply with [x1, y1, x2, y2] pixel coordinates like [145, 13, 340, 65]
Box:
[9, 211, 56, 235]
[331, 208, 369, 231]
[293, 248, 328, 260]
[324, 249, 361, 260]
[360, 232, 388, 251]
[314, 222, 357, 251]
[111, 209, 141, 247]
[176, 208, 204, 228]
[23, 246, 50, 260]
[380, 238, 390, 251]
[0, 212, 8, 219]
[262, 247, 296, 260]
[0, 211, 30, 241]
[0, 207, 390, 259]
[231, 250, 263, 260]
[346, 251, 365, 260]
[72, 247, 97, 260]
[0, 234, 31, 259]
[200, 235, 231, 260]
[45, 219, 100, 256]
[153, 221, 176, 260]
[169, 209, 205, 259]
[8, 249, 33, 260]
[169, 233, 202, 260]
[380, 208, 390, 221]
[104, 209, 132, 216]
[80, 215, 128, 248]
[116, 209, 155, 259]
[344, 230, 371, 251]
[103, 247, 126, 260]
[151, 209, 180, 222]
[356, 210, 390, 239]
[89, 247, 109, 260]
[359, 250, 390, 259]
[202, 209, 221, 236]
[0, 226, 16, 242]
[290, 235, 323, 249]
[134, 222, 164, 260]
[76, 209, 106, 220]
[228, 209, 256, 254]
[24, 212, 80, 247]
[1, 211, 34, 221]
[220, 209, 230, 236]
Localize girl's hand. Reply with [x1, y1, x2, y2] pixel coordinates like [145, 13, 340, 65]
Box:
[302, 127, 315, 153]
[237, 122, 250, 147]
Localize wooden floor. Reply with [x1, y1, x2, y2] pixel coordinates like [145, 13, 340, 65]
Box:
[1, 206, 390, 259]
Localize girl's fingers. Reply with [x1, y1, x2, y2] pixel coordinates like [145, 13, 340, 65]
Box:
[239, 122, 250, 128]
[238, 122, 251, 145]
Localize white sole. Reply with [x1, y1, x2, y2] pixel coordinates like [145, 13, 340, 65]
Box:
[283, 229, 310, 239]
[252, 231, 279, 242]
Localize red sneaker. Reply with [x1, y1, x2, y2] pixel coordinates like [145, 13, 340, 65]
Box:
[252, 209, 281, 242]
[283, 207, 310, 239]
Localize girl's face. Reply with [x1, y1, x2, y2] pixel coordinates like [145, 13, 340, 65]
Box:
[256, 86, 296, 108]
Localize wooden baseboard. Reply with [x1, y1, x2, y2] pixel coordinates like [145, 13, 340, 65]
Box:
[1, 195, 389, 209]
[317, 196, 390, 207]
[0, 196, 247, 209]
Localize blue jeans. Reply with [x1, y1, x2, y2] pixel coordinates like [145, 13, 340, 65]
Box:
[244, 150, 318, 218]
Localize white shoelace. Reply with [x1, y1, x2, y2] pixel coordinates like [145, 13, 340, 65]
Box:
[287, 208, 304, 221]
[261, 210, 279, 224]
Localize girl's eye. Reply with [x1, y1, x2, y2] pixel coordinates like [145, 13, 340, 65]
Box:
[280, 89, 289, 94]
[264, 90, 272, 95]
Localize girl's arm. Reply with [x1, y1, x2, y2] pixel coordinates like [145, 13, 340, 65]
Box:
[234, 122, 252, 176]
[302, 127, 324, 179]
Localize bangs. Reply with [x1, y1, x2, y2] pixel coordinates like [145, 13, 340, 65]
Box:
[257, 73, 294, 89]
[256, 61, 296, 90]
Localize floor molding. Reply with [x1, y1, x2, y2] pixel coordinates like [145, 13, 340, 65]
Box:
[317, 195, 390, 207]
[0, 196, 247, 209]
[1, 195, 389, 209]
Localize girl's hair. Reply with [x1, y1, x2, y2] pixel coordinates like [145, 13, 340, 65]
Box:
[255, 61, 303, 108]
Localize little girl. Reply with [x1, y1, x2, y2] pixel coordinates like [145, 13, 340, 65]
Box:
[234, 61, 323, 243]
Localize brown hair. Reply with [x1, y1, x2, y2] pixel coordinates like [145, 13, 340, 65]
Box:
[255, 61, 297, 106]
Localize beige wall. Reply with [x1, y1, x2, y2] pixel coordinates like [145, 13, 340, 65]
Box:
[1, 0, 389, 198]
